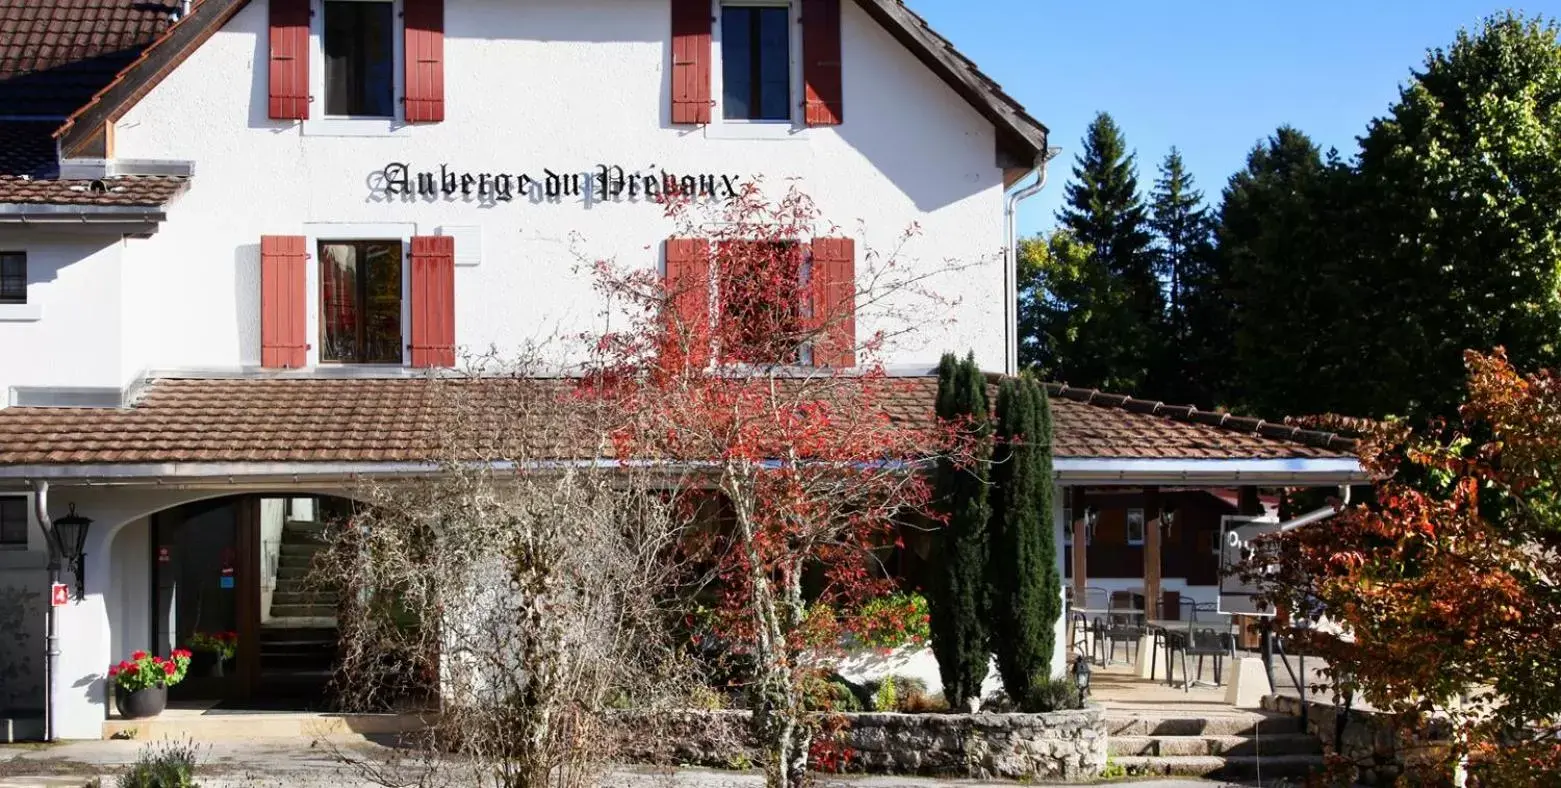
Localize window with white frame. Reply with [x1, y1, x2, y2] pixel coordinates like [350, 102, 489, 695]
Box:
[1126, 508, 1146, 546]
[318, 239, 403, 363]
[0, 252, 24, 304]
[322, 0, 397, 118]
[0, 496, 28, 548]
[721, 2, 793, 122]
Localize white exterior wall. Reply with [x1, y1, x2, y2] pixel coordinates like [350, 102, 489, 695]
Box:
[0, 234, 124, 402]
[91, 0, 1008, 383]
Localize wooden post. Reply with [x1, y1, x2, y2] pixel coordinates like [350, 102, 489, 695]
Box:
[1143, 486, 1162, 621]
[1071, 487, 1088, 602]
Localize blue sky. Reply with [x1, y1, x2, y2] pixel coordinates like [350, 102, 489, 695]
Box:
[904, 1, 1560, 237]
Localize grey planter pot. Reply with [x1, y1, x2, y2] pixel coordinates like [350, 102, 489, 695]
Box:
[116, 684, 167, 719]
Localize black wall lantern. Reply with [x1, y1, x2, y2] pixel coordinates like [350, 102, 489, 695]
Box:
[1071, 651, 1092, 697]
[51, 504, 92, 601]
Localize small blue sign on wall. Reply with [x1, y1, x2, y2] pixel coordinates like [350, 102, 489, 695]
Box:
[220, 576, 235, 589]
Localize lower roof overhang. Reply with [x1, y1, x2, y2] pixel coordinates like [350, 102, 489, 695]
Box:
[0, 456, 1370, 490]
[1055, 457, 1367, 486]
[0, 203, 167, 235]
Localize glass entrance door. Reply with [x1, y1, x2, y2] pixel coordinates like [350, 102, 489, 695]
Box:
[152, 497, 251, 701]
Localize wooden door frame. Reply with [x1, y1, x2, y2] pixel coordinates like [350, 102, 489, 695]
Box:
[235, 494, 261, 701]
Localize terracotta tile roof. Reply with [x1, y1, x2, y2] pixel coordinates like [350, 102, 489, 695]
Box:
[0, 376, 1356, 467]
[0, 173, 186, 206]
[0, 121, 58, 177]
[0, 0, 176, 118]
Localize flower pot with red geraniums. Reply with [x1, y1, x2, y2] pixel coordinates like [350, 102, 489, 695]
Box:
[109, 649, 190, 719]
[188, 631, 238, 678]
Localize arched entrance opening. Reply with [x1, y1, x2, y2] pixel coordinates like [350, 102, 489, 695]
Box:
[146, 493, 356, 709]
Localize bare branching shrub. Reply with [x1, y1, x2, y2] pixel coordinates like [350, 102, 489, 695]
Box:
[311, 353, 697, 788]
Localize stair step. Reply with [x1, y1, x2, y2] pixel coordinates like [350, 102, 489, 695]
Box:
[270, 604, 337, 618]
[271, 591, 338, 606]
[1105, 712, 1303, 736]
[279, 543, 326, 557]
[1112, 754, 1324, 779]
[1108, 734, 1323, 757]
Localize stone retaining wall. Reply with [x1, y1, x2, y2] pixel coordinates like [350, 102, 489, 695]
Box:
[1263, 695, 1452, 786]
[616, 706, 1107, 782]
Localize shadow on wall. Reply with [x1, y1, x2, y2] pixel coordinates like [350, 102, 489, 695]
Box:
[234, 243, 261, 366]
[0, 578, 45, 713]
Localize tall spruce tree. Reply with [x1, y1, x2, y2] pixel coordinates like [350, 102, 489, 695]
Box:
[986, 375, 1060, 706]
[927, 352, 991, 710]
[1054, 112, 1161, 391]
[1217, 127, 1358, 418]
[1148, 148, 1217, 404]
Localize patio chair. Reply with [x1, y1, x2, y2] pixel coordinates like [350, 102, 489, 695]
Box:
[1149, 596, 1197, 683]
[1101, 590, 1146, 665]
[1069, 587, 1109, 661]
[1167, 612, 1236, 691]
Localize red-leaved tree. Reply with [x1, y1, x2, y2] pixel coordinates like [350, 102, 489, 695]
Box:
[577, 184, 968, 788]
[1262, 349, 1561, 787]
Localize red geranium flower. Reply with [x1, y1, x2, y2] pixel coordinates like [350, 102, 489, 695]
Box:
[124, 663, 138, 674]
[131, 650, 148, 661]
[108, 666, 119, 677]
[163, 662, 176, 676]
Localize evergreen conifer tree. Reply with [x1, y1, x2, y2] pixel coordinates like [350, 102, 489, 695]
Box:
[986, 375, 1060, 707]
[1054, 112, 1160, 390]
[1148, 148, 1218, 404]
[927, 352, 991, 710]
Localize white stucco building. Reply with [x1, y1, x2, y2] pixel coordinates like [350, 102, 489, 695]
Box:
[0, 0, 1363, 740]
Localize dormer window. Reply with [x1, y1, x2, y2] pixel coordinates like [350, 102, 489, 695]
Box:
[721, 4, 792, 122]
[323, 0, 396, 118]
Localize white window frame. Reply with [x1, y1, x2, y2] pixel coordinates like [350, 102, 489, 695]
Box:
[706, 0, 807, 141]
[0, 495, 31, 551]
[304, 0, 410, 138]
[1126, 508, 1146, 546]
[0, 250, 40, 322]
[303, 222, 417, 367]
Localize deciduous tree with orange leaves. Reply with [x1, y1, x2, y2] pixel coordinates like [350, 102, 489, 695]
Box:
[1262, 349, 1561, 786]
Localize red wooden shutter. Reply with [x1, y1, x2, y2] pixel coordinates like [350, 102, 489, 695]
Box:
[404, 0, 446, 123]
[664, 238, 712, 369]
[810, 238, 855, 367]
[260, 235, 309, 369]
[410, 236, 457, 368]
[670, 0, 712, 125]
[268, 0, 311, 120]
[802, 0, 843, 126]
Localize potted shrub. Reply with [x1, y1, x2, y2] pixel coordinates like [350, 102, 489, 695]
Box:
[109, 649, 191, 719]
[188, 631, 239, 678]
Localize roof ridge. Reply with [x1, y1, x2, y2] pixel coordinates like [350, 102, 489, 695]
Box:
[1042, 379, 1358, 453]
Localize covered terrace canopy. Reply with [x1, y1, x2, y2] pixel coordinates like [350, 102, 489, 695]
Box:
[0, 374, 1365, 486]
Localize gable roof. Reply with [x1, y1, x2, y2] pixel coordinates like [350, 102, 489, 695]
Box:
[51, 0, 1049, 163]
[0, 0, 176, 118]
[0, 375, 1354, 469]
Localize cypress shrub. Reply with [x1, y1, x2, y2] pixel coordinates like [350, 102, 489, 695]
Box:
[987, 375, 1062, 706]
[926, 352, 992, 710]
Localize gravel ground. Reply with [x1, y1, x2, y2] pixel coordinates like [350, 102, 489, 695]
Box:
[0, 740, 1245, 788]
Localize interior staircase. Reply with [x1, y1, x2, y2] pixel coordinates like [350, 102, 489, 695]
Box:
[260, 520, 339, 698]
[1106, 710, 1325, 781]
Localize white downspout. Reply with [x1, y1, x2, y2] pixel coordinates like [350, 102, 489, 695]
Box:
[1004, 146, 1063, 375]
[30, 480, 57, 742]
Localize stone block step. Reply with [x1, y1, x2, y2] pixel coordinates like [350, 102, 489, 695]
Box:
[270, 603, 337, 619]
[1105, 712, 1303, 736]
[280, 542, 326, 557]
[1108, 733, 1323, 757]
[276, 565, 317, 580]
[271, 590, 339, 606]
[1113, 754, 1324, 779]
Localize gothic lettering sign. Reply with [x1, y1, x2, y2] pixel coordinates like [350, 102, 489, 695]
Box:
[377, 162, 745, 205]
